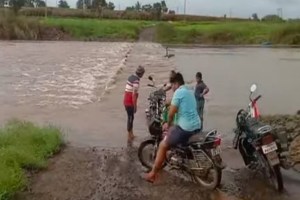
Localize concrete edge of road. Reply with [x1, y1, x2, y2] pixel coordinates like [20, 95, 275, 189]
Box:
[161, 44, 300, 49]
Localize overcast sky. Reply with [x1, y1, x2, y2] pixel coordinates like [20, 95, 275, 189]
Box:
[48, 0, 300, 19]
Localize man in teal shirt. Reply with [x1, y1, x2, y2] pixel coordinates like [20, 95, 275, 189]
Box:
[144, 72, 201, 183]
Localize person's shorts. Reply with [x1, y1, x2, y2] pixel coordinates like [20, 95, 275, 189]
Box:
[165, 125, 200, 147]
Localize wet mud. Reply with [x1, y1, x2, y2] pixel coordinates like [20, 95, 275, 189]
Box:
[16, 146, 237, 200]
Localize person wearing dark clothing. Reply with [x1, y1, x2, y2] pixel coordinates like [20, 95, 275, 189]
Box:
[194, 72, 209, 129]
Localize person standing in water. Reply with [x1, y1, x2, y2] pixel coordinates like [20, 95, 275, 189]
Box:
[123, 66, 145, 141]
[194, 72, 209, 130]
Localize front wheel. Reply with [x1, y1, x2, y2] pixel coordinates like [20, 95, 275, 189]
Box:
[138, 139, 167, 170]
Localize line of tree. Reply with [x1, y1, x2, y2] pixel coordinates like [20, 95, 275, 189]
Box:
[125, 1, 169, 19]
[0, 0, 70, 13]
[76, 0, 115, 10]
[251, 13, 284, 22]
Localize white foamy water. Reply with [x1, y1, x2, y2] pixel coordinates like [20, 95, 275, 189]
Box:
[0, 42, 132, 108]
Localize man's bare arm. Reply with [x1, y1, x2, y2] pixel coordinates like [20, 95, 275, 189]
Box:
[167, 105, 178, 127]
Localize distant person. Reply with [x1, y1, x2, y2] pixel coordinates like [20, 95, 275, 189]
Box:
[194, 72, 209, 129]
[123, 66, 145, 141]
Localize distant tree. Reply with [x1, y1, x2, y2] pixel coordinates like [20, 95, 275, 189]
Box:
[107, 1, 114, 10]
[124, 0, 168, 20]
[141, 4, 152, 12]
[161, 0, 167, 13]
[9, 0, 26, 13]
[125, 6, 134, 11]
[252, 13, 259, 21]
[135, 1, 140, 11]
[152, 2, 162, 19]
[58, 0, 69, 8]
[168, 10, 175, 14]
[24, 0, 34, 7]
[24, 0, 46, 7]
[262, 14, 283, 22]
[76, 0, 92, 9]
[35, 0, 45, 7]
[91, 0, 106, 9]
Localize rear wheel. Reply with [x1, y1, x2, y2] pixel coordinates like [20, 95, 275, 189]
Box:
[189, 149, 222, 189]
[269, 164, 284, 192]
[258, 152, 284, 192]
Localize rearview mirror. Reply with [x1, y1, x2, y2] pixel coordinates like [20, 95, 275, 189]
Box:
[148, 76, 153, 81]
[250, 84, 257, 93]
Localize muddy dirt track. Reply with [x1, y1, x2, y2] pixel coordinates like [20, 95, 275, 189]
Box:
[15, 144, 297, 200]
[16, 146, 235, 200]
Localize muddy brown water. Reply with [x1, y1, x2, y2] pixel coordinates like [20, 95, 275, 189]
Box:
[174, 48, 300, 140]
[1, 41, 300, 200]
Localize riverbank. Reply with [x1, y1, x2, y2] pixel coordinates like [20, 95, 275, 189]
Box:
[0, 15, 151, 41]
[1, 15, 300, 45]
[0, 120, 63, 200]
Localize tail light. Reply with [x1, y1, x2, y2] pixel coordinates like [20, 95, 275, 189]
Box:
[214, 137, 221, 147]
[262, 134, 274, 145]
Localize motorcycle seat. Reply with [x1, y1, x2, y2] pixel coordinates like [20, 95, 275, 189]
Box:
[245, 118, 272, 136]
[187, 130, 217, 144]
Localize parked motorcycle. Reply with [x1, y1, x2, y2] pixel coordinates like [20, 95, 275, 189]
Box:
[233, 84, 284, 191]
[139, 76, 224, 190]
[144, 76, 167, 136]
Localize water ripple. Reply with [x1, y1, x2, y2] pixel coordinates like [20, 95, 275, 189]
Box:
[0, 42, 133, 109]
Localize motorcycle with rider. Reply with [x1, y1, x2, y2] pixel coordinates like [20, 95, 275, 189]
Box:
[139, 72, 225, 189]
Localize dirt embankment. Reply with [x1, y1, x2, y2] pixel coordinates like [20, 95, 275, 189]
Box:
[261, 114, 300, 162]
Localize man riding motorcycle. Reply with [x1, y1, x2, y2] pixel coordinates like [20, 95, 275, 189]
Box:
[144, 72, 201, 183]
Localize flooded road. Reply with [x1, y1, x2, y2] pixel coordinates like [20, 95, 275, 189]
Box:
[1, 41, 300, 200]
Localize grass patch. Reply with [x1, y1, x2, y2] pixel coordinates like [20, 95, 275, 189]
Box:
[0, 120, 64, 200]
[42, 18, 153, 40]
[0, 13, 41, 40]
[156, 21, 300, 45]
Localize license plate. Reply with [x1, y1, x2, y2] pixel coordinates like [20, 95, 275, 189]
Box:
[211, 146, 221, 156]
[262, 142, 278, 154]
[266, 151, 280, 166]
